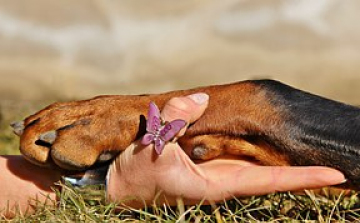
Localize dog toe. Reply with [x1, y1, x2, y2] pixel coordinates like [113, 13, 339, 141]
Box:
[49, 126, 104, 170]
[51, 142, 100, 170]
[20, 132, 51, 166]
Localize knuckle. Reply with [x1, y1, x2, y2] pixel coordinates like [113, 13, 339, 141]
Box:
[167, 97, 191, 109]
[164, 97, 193, 120]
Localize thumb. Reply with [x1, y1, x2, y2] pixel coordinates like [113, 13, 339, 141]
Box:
[161, 93, 209, 136]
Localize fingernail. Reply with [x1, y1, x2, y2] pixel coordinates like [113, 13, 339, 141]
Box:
[328, 171, 347, 185]
[340, 179, 348, 184]
[188, 93, 209, 105]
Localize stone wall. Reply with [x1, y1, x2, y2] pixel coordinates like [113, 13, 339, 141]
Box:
[1, 0, 360, 103]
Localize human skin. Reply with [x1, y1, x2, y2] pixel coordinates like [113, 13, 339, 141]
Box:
[0, 93, 346, 217]
[106, 94, 346, 208]
[0, 156, 62, 218]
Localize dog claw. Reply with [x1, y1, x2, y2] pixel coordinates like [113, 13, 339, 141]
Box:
[39, 130, 57, 144]
[10, 121, 24, 136]
[63, 164, 109, 186]
[192, 146, 208, 159]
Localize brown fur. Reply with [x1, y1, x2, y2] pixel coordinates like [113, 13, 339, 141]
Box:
[20, 80, 288, 169]
[17, 79, 360, 190]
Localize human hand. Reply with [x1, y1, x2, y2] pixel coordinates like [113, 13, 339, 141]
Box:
[106, 93, 346, 208]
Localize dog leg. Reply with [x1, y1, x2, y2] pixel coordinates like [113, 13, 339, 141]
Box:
[179, 135, 291, 166]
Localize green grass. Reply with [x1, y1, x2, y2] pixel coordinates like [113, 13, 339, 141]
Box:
[0, 110, 20, 155]
[4, 183, 360, 222]
[2, 100, 360, 222]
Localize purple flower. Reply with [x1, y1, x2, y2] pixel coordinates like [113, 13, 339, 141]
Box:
[141, 102, 186, 155]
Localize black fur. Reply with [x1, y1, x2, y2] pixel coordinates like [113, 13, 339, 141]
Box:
[257, 80, 360, 187]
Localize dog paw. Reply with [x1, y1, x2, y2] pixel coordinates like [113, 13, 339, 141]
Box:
[15, 96, 147, 170]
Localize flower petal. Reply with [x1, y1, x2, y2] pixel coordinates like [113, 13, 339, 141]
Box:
[146, 102, 161, 133]
[141, 133, 155, 146]
[154, 138, 166, 155]
[160, 119, 186, 141]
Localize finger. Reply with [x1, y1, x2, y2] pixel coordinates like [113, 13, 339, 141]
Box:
[161, 93, 209, 136]
[201, 165, 346, 201]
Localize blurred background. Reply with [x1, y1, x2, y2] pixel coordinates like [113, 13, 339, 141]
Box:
[1, 0, 360, 154]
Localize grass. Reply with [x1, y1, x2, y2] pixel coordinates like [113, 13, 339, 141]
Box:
[2, 100, 360, 222]
[0, 109, 20, 155]
[0, 99, 52, 155]
[4, 183, 360, 222]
